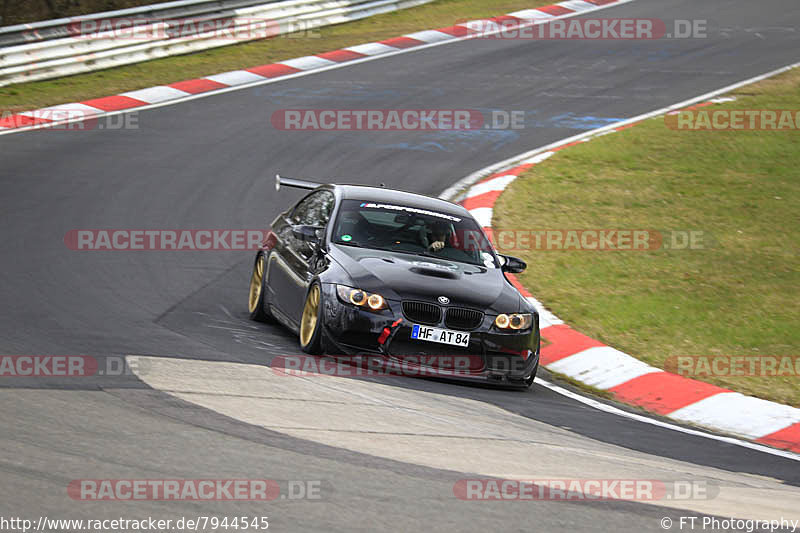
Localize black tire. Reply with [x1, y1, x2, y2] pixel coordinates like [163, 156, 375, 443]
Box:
[248, 252, 273, 322]
[299, 281, 325, 355]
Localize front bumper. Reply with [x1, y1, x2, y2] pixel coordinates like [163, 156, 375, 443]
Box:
[319, 284, 540, 386]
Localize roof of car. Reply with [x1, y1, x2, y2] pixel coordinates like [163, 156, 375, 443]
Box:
[334, 184, 469, 216]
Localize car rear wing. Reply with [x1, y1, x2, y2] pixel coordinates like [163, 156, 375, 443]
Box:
[275, 174, 324, 191]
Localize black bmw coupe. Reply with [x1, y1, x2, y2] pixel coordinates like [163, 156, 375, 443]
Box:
[248, 175, 540, 387]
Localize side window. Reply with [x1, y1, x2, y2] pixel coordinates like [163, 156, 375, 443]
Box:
[291, 191, 335, 227]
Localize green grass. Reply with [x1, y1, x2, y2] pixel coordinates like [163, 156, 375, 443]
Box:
[0, 0, 551, 113]
[494, 68, 800, 407]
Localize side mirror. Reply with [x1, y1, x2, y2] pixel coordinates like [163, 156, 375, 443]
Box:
[291, 225, 323, 243]
[499, 254, 526, 274]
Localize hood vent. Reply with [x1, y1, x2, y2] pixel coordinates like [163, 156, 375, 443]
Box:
[409, 266, 459, 279]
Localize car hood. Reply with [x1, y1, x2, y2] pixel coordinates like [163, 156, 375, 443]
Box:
[328, 244, 521, 311]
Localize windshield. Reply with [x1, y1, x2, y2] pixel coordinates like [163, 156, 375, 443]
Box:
[331, 199, 498, 267]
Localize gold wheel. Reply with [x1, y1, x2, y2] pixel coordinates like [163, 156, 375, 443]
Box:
[248, 254, 264, 314]
[300, 284, 321, 347]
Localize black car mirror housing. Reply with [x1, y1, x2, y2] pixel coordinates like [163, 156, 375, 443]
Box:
[499, 254, 527, 274]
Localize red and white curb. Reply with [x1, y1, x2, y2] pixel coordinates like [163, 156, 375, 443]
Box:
[0, 0, 633, 134]
[451, 91, 800, 455]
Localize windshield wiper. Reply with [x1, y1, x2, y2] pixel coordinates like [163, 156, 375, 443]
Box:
[388, 248, 484, 267]
[333, 240, 367, 249]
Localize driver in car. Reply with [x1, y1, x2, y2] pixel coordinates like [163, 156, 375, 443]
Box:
[427, 220, 452, 252]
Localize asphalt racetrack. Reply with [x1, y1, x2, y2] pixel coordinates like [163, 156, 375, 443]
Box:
[1, 0, 799, 531]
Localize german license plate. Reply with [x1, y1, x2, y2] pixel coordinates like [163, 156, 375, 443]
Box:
[410, 324, 470, 347]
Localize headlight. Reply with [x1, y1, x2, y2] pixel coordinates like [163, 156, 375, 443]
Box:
[367, 293, 385, 310]
[336, 285, 388, 311]
[494, 313, 532, 330]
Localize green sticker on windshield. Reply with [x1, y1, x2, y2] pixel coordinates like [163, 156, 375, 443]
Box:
[341, 234, 352, 242]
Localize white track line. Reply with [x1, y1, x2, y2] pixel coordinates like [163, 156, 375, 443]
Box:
[535, 377, 800, 461]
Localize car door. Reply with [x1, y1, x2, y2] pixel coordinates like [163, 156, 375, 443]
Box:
[267, 190, 335, 325]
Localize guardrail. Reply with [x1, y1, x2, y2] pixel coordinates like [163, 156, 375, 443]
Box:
[0, 0, 282, 47]
[0, 0, 432, 87]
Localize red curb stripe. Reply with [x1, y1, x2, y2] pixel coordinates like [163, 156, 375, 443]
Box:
[615, 122, 642, 131]
[0, 114, 51, 128]
[540, 324, 606, 365]
[609, 372, 729, 415]
[245, 63, 302, 78]
[462, 190, 502, 210]
[477, 163, 532, 185]
[316, 49, 367, 62]
[168, 78, 228, 94]
[81, 95, 147, 112]
[437, 25, 471, 37]
[551, 140, 586, 152]
[536, 5, 575, 16]
[756, 423, 800, 453]
[508, 163, 533, 175]
[379, 36, 425, 49]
